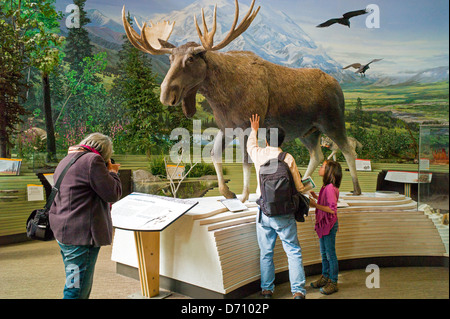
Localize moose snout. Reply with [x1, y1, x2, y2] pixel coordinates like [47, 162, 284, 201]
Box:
[160, 83, 181, 106]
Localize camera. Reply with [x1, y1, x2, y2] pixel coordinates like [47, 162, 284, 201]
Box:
[106, 158, 115, 167]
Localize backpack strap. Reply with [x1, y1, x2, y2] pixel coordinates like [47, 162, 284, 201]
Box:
[278, 152, 287, 161]
[278, 152, 299, 196]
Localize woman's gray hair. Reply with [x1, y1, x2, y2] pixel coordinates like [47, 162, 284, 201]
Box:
[79, 133, 113, 162]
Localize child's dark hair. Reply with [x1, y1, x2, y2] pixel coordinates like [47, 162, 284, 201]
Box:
[322, 160, 342, 188]
[266, 127, 286, 147]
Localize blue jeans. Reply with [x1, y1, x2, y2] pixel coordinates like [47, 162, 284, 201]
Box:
[319, 221, 339, 283]
[256, 210, 306, 295]
[57, 241, 100, 299]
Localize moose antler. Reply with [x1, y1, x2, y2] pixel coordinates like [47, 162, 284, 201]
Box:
[194, 0, 260, 51]
[122, 5, 175, 55]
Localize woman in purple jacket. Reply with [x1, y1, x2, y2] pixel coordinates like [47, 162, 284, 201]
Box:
[308, 160, 342, 295]
[49, 133, 122, 299]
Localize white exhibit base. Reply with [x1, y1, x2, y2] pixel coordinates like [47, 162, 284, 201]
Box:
[111, 193, 447, 296]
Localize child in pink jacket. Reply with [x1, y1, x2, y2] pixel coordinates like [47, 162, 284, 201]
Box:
[308, 160, 342, 295]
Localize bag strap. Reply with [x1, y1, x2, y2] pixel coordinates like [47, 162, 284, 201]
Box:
[278, 151, 287, 161]
[44, 152, 88, 210]
[278, 152, 299, 196]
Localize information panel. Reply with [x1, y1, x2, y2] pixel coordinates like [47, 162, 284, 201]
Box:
[385, 170, 432, 184]
[355, 159, 372, 171]
[111, 192, 198, 231]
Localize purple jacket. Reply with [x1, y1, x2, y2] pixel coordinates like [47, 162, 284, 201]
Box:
[49, 151, 122, 246]
[314, 183, 339, 239]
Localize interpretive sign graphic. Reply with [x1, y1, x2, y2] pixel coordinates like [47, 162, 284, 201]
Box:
[355, 159, 372, 172]
[111, 192, 198, 231]
[0, 158, 22, 176]
[385, 170, 432, 184]
[27, 184, 44, 201]
[220, 198, 248, 212]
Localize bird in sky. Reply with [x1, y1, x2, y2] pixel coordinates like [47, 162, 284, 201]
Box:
[316, 9, 368, 28]
[342, 59, 383, 77]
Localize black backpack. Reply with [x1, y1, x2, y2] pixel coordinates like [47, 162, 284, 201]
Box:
[257, 152, 310, 222]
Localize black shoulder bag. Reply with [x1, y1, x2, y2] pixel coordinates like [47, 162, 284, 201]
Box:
[26, 152, 87, 241]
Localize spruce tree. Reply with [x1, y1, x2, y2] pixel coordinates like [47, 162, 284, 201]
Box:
[63, 0, 92, 75]
[113, 13, 164, 155]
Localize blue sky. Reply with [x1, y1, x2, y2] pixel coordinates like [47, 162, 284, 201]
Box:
[61, 0, 449, 75]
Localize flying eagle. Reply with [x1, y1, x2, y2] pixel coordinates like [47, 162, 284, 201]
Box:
[317, 9, 368, 28]
[342, 59, 383, 77]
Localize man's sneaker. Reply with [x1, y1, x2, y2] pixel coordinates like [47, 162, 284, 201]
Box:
[293, 292, 305, 299]
[261, 290, 273, 299]
[320, 280, 339, 295]
[310, 275, 329, 288]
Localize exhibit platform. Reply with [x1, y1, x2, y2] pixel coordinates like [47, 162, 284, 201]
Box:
[111, 192, 448, 298]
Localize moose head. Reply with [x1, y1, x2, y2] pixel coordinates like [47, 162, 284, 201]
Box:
[122, 0, 260, 119]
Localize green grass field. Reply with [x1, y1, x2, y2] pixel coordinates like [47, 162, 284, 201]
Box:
[342, 81, 449, 122]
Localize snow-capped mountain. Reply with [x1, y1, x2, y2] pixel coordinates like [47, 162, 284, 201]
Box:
[56, 0, 447, 85]
[407, 66, 449, 84]
[145, 0, 347, 80]
[86, 9, 124, 33]
[371, 66, 449, 86]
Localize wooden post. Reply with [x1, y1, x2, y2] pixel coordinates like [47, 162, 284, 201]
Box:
[134, 231, 160, 298]
[404, 183, 411, 198]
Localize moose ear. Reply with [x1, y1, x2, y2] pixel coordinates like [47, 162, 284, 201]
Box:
[158, 39, 176, 49]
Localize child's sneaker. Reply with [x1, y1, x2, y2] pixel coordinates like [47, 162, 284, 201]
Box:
[320, 280, 339, 295]
[310, 275, 329, 288]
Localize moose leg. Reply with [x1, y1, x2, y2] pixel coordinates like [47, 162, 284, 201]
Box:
[328, 135, 362, 195]
[341, 144, 362, 195]
[237, 133, 251, 203]
[240, 161, 252, 203]
[211, 130, 236, 199]
[301, 131, 324, 178]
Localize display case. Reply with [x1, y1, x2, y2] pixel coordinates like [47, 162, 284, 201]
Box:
[418, 124, 449, 253]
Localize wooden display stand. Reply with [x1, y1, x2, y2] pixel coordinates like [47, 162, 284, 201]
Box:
[133, 231, 169, 299]
[110, 192, 198, 299]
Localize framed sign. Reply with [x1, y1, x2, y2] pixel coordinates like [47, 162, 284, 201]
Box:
[419, 158, 430, 170]
[355, 159, 372, 171]
[111, 192, 198, 232]
[0, 158, 22, 176]
[166, 165, 185, 180]
[27, 184, 44, 201]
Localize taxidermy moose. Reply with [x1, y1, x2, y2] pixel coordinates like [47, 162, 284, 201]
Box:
[122, 0, 362, 201]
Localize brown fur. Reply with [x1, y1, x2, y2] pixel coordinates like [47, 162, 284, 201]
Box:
[199, 50, 344, 135]
[160, 43, 362, 198]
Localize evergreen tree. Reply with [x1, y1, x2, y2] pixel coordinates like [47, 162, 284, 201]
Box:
[350, 97, 365, 137]
[63, 0, 92, 75]
[0, 0, 63, 159]
[0, 17, 28, 157]
[113, 13, 164, 155]
[32, 0, 64, 163]
[61, 0, 106, 133]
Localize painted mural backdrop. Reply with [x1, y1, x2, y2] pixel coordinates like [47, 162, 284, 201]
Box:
[0, 0, 448, 164]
